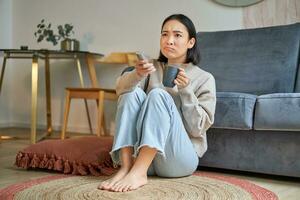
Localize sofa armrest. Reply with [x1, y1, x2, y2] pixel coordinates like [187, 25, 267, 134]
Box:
[214, 92, 257, 130]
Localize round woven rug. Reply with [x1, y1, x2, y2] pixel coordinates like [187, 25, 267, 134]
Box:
[0, 172, 278, 200]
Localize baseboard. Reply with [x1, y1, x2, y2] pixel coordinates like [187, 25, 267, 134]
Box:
[0, 121, 94, 133]
[0, 120, 14, 128]
[0, 121, 114, 135]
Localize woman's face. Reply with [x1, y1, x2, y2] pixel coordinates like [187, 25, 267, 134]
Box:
[160, 19, 195, 64]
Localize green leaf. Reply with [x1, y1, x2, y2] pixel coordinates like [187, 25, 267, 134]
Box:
[51, 37, 58, 45]
[66, 24, 73, 31]
[58, 29, 64, 36]
[49, 35, 57, 44]
[37, 35, 44, 42]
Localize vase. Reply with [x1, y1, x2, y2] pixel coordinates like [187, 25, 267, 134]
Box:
[61, 39, 80, 51]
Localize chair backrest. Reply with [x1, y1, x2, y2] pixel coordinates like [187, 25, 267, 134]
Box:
[197, 23, 300, 95]
[99, 52, 138, 66]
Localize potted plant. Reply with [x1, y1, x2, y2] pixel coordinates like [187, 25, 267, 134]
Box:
[34, 19, 80, 51]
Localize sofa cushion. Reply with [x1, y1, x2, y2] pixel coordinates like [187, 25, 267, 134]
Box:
[197, 23, 300, 95]
[254, 93, 300, 131]
[213, 92, 257, 130]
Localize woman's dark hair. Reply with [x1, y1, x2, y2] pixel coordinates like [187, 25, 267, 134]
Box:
[158, 14, 201, 65]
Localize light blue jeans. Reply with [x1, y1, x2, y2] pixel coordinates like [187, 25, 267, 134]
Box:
[110, 87, 199, 177]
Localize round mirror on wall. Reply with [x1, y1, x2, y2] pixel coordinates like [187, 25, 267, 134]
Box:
[212, 0, 264, 7]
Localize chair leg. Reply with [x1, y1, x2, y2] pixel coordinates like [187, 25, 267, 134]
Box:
[61, 90, 71, 139]
[97, 91, 105, 137]
[101, 114, 106, 136]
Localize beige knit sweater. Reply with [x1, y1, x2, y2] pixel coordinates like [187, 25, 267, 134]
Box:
[115, 60, 216, 158]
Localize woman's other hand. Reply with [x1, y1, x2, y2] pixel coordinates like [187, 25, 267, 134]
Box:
[174, 68, 189, 89]
[135, 60, 156, 77]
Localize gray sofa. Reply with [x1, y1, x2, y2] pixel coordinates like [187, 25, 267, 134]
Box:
[196, 23, 300, 177]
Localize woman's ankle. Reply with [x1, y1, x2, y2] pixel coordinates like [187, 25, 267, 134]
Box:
[127, 165, 148, 177]
[120, 147, 134, 169]
[119, 165, 131, 172]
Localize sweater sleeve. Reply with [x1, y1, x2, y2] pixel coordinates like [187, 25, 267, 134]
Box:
[178, 74, 216, 138]
[115, 70, 145, 96]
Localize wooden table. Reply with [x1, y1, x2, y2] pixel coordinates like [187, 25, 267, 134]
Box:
[0, 49, 104, 143]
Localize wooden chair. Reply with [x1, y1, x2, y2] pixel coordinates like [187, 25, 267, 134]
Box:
[60, 52, 138, 139]
[61, 88, 118, 139]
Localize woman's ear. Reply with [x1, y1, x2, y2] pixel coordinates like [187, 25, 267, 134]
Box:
[188, 37, 195, 49]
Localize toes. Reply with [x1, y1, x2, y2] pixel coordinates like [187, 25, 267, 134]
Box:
[128, 186, 135, 191]
[106, 182, 115, 190]
[117, 184, 124, 192]
[98, 181, 107, 190]
[102, 184, 110, 190]
[98, 180, 117, 190]
[114, 183, 125, 192]
[122, 184, 131, 192]
[113, 185, 121, 192]
[111, 182, 121, 192]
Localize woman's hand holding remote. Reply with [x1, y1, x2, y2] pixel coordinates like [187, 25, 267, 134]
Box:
[135, 52, 156, 77]
[135, 60, 156, 77]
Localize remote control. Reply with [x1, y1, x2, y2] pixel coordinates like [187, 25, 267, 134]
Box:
[136, 52, 147, 60]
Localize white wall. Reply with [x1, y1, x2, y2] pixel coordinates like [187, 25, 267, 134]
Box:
[0, 0, 12, 127]
[1, 0, 243, 133]
[0, 0, 11, 48]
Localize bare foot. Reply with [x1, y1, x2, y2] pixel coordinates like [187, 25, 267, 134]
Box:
[111, 172, 148, 192]
[98, 167, 130, 190]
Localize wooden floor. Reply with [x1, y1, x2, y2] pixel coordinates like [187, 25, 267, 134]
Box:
[0, 127, 299, 199]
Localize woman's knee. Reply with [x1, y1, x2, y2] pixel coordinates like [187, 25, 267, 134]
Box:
[147, 88, 172, 103]
[118, 87, 146, 105]
[148, 88, 168, 96]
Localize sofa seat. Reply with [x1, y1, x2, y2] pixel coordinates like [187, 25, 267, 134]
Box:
[213, 92, 257, 130]
[254, 93, 300, 131]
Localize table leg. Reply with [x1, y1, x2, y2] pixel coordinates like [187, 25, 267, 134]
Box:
[45, 55, 52, 135]
[76, 57, 85, 87]
[0, 55, 7, 94]
[31, 55, 38, 144]
[0, 55, 7, 140]
[76, 57, 93, 134]
[85, 53, 99, 88]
